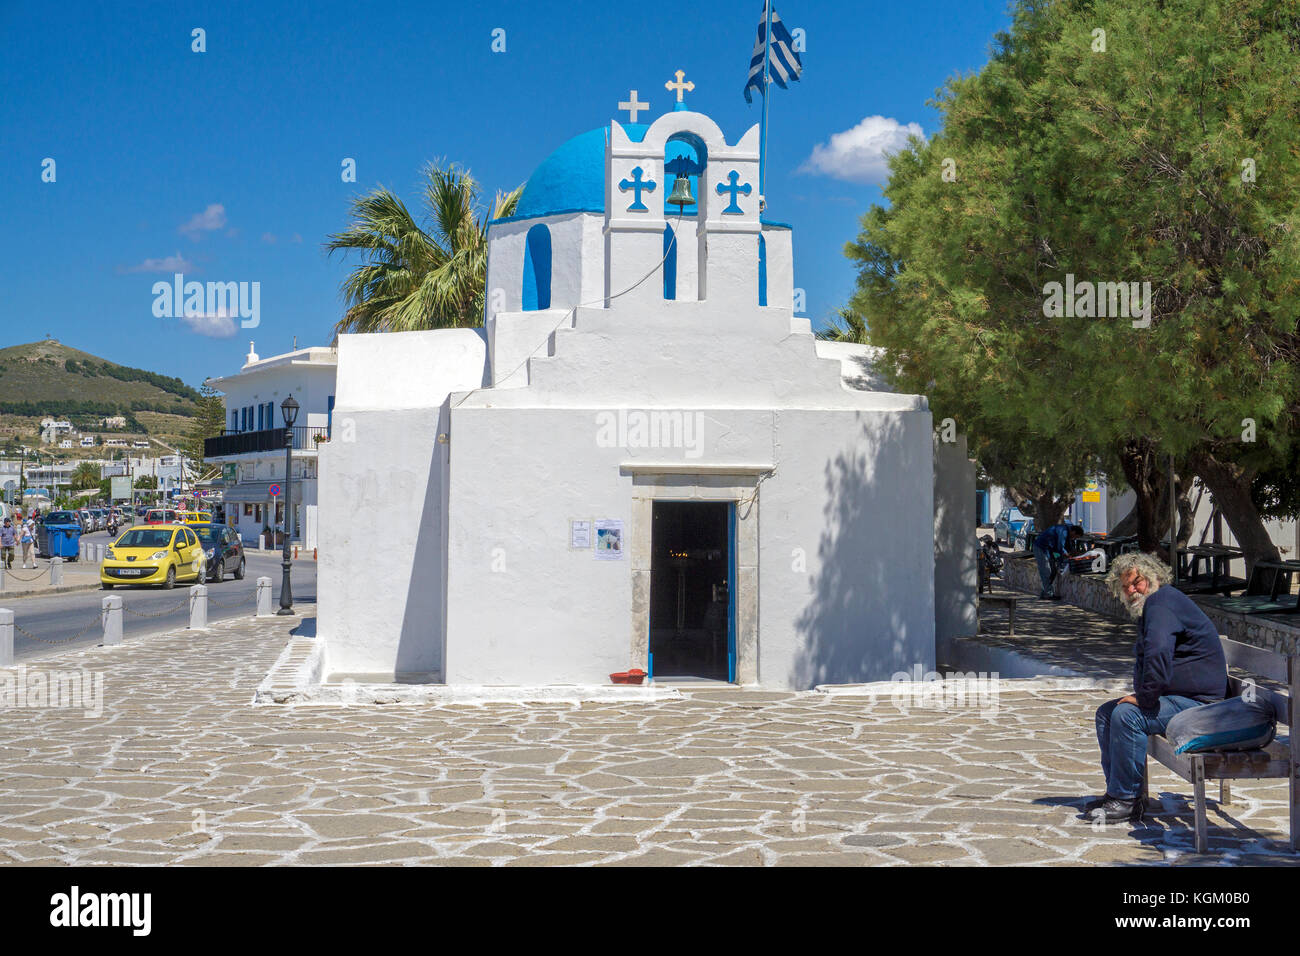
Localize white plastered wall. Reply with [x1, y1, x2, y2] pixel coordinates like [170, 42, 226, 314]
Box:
[317, 329, 488, 680]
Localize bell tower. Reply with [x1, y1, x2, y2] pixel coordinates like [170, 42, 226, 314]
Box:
[604, 75, 763, 309]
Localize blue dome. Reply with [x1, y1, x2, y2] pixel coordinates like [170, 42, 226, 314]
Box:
[512, 124, 647, 220]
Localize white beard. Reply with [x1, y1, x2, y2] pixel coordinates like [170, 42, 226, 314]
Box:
[1123, 590, 1149, 620]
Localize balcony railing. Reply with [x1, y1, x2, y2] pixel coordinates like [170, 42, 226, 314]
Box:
[205, 426, 330, 458]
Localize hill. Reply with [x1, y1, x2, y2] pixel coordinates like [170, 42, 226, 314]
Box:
[0, 340, 199, 449]
[0, 339, 199, 420]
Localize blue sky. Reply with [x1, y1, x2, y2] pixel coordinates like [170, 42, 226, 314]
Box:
[1, 0, 1015, 387]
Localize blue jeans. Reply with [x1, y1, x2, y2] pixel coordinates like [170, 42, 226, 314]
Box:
[1094, 695, 1203, 799]
[1033, 542, 1057, 596]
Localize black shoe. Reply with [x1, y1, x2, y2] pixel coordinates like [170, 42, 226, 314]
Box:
[1088, 794, 1144, 824]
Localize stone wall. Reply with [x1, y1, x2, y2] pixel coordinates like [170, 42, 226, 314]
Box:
[999, 555, 1300, 655]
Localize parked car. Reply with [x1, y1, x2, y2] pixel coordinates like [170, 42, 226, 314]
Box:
[76, 508, 95, 533]
[144, 508, 180, 524]
[91, 508, 109, 530]
[190, 523, 246, 582]
[100, 524, 206, 589]
[179, 511, 214, 525]
[994, 506, 1035, 548]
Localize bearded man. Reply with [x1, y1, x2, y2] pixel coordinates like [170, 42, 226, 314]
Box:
[1089, 553, 1227, 823]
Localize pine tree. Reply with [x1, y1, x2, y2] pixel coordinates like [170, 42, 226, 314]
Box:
[183, 385, 227, 468]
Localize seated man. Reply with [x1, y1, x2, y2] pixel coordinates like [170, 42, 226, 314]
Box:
[1090, 553, 1228, 823]
[1032, 521, 1082, 599]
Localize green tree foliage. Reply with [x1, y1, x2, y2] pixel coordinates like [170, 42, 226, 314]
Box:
[327, 161, 523, 334]
[62, 358, 198, 401]
[845, 0, 1300, 562]
[70, 461, 100, 490]
[182, 385, 227, 467]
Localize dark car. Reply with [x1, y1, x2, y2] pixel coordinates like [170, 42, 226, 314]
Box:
[191, 523, 245, 582]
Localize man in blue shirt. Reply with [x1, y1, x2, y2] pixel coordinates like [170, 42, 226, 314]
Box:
[1090, 552, 1228, 823]
[1032, 521, 1082, 599]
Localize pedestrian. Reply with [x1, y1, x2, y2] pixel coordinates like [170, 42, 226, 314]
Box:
[1088, 552, 1227, 823]
[0, 517, 15, 571]
[1032, 521, 1082, 599]
[19, 512, 36, 568]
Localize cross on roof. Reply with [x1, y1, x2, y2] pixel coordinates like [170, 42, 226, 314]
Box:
[618, 90, 650, 123]
[665, 70, 694, 105]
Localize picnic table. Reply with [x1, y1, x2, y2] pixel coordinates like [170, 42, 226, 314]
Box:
[1175, 543, 1247, 597]
[1078, 533, 1138, 563]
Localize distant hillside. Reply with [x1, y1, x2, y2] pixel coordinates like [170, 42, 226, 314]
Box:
[0, 340, 197, 416]
[0, 340, 199, 422]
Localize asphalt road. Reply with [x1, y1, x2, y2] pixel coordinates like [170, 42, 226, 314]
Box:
[6, 544, 316, 662]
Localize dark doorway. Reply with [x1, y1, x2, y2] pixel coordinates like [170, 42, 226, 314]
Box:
[650, 501, 732, 681]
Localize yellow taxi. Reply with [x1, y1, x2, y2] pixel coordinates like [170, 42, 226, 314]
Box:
[100, 524, 207, 589]
[179, 511, 214, 525]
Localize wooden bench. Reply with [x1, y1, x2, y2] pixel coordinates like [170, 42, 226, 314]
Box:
[978, 594, 1020, 638]
[1143, 636, 1298, 853]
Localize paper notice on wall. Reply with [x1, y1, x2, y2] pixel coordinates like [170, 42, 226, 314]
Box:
[570, 519, 592, 550]
[594, 519, 623, 559]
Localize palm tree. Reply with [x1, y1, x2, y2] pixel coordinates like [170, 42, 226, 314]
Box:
[70, 461, 100, 490]
[816, 305, 870, 344]
[326, 161, 524, 334]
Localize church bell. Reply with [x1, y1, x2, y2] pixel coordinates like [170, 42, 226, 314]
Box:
[666, 172, 695, 208]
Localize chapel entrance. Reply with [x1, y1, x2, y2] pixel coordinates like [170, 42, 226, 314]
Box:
[649, 501, 734, 681]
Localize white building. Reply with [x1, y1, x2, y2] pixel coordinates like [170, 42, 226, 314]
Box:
[317, 104, 975, 688]
[205, 343, 338, 548]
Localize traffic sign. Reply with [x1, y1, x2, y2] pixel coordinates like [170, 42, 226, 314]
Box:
[269, 484, 282, 498]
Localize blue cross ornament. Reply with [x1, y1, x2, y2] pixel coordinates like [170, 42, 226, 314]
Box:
[716, 170, 751, 215]
[618, 166, 656, 212]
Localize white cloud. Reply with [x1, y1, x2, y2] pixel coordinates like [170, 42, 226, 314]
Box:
[179, 311, 237, 338]
[179, 203, 227, 240]
[124, 252, 193, 273]
[261, 232, 277, 244]
[799, 116, 926, 184]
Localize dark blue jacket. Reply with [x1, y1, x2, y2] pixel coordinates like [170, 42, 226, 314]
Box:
[1034, 523, 1071, 555]
[1134, 586, 1227, 712]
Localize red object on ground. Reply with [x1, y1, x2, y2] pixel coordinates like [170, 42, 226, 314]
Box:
[625, 669, 646, 686]
[610, 671, 630, 684]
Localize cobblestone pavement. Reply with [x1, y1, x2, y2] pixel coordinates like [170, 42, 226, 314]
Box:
[0, 606, 1295, 866]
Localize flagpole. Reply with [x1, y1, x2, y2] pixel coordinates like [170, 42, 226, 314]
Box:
[760, 0, 772, 199]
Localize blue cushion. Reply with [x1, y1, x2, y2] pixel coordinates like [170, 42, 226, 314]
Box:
[1166, 696, 1277, 755]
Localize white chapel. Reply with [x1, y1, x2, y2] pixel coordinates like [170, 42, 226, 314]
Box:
[317, 92, 976, 688]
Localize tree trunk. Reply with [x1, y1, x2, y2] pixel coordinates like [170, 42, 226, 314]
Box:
[1117, 439, 1162, 552]
[1033, 493, 1070, 530]
[1189, 448, 1278, 573]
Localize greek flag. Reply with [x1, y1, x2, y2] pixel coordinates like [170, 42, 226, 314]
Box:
[744, 1, 803, 103]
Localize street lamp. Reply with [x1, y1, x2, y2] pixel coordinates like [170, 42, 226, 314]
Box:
[277, 393, 299, 615]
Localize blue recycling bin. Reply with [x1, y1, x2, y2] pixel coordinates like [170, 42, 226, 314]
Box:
[42, 523, 82, 560]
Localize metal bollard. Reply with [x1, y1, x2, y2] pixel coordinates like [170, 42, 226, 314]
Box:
[50, 557, 63, 587]
[0, 567, 5, 592]
[189, 584, 208, 629]
[102, 594, 123, 646]
[0, 608, 12, 666]
[256, 576, 272, 617]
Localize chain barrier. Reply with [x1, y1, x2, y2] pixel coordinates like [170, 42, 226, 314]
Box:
[13, 610, 106, 646]
[2, 566, 50, 583]
[204, 593, 254, 609]
[121, 596, 192, 619]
